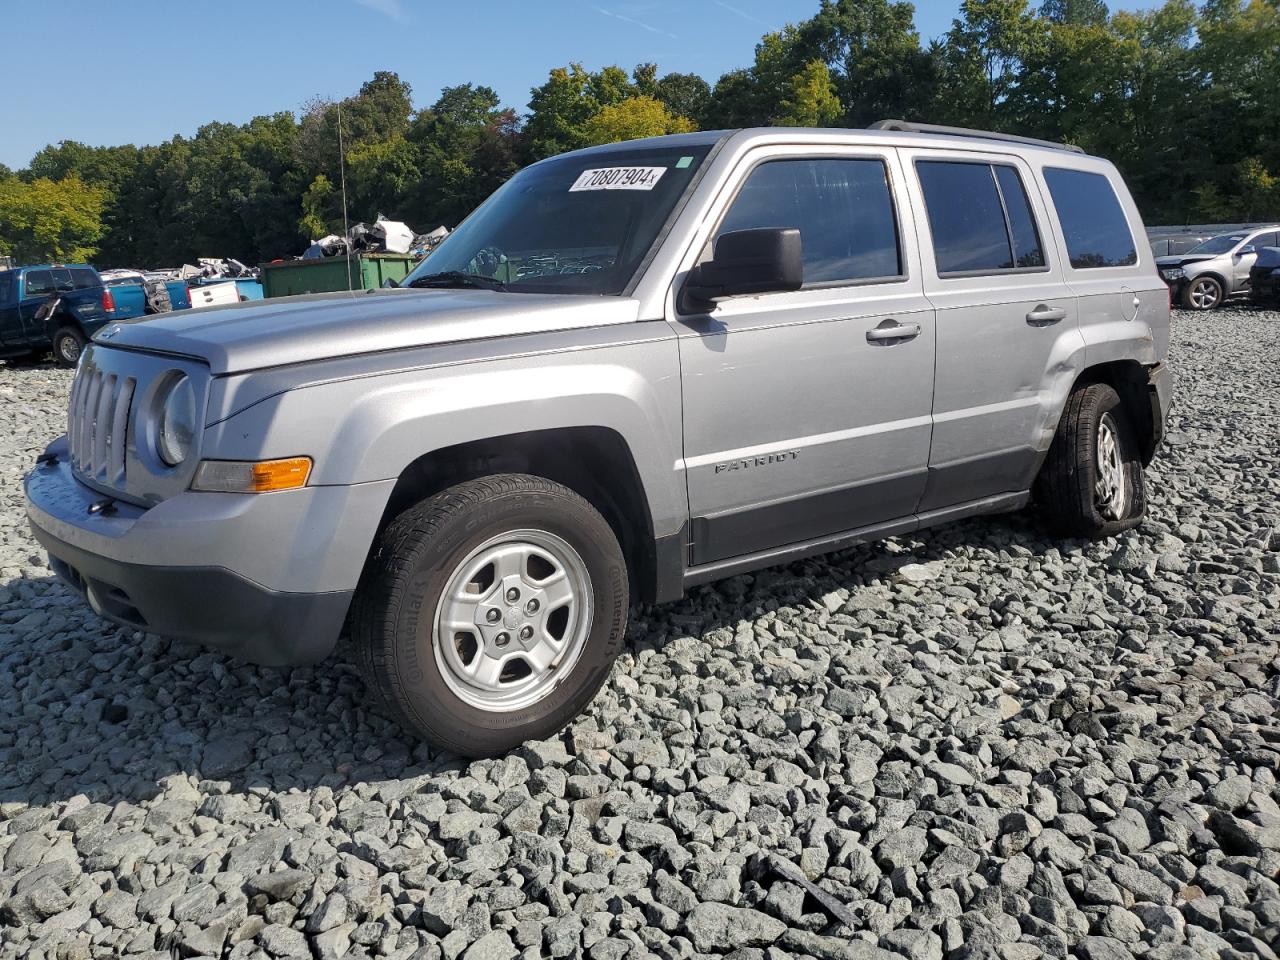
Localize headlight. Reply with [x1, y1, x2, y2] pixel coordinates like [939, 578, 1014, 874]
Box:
[1161, 268, 1185, 280]
[157, 374, 196, 466]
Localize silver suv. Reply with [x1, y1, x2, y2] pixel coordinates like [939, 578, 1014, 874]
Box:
[25, 122, 1172, 755]
[1156, 226, 1280, 310]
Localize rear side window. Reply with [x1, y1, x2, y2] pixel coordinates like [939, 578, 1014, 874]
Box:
[1043, 167, 1137, 268]
[70, 268, 99, 289]
[916, 160, 1045, 274]
[24, 270, 53, 296]
[715, 157, 901, 284]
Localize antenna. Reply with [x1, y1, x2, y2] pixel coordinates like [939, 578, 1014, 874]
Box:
[337, 101, 353, 292]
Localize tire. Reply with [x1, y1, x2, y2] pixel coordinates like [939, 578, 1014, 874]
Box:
[1036, 382, 1146, 538]
[352, 474, 628, 757]
[1183, 275, 1223, 310]
[52, 326, 86, 367]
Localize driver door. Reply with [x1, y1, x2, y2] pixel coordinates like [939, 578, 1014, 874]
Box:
[17, 270, 55, 347]
[673, 147, 935, 566]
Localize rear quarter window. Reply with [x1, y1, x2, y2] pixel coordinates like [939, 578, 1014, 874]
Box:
[1043, 167, 1137, 269]
[70, 268, 100, 289]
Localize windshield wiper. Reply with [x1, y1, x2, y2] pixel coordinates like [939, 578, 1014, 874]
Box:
[406, 271, 507, 291]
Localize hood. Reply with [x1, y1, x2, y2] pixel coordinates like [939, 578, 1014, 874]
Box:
[1155, 254, 1215, 269]
[100, 288, 642, 374]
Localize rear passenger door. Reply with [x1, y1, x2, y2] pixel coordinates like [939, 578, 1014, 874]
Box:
[676, 147, 936, 566]
[900, 150, 1081, 512]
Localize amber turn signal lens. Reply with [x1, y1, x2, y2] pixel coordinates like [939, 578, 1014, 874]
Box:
[192, 457, 312, 493]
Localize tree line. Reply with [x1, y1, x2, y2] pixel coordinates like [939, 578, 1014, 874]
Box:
[1, 0, 1276, 268]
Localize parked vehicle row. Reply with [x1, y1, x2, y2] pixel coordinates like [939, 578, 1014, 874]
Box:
[1155, 225, 1280, 310]
[0, 264, 261, 366]
[24, 122, 1172, 755]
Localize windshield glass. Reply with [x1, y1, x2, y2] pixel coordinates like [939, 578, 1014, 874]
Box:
[403, 143, 713, 296]
[1187, 234, 1244, 255]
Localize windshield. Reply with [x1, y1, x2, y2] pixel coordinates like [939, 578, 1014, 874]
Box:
[1187, 234, 1245, 255]
[403, 143, 713, 296]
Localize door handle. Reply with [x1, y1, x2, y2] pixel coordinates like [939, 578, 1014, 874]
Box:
[1026, 304, 1067, 324]
[865, 321, 921, 343]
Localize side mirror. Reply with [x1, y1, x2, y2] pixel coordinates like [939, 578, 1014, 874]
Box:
[1238, 244, 1256, 256]
[684, 227, 803, 304]
[381, 277, 398, 288]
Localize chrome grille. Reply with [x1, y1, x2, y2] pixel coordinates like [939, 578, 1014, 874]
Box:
[67, 363, 136, 488]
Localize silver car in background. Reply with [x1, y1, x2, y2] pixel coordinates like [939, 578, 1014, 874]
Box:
[1155, 225, 1280, 309]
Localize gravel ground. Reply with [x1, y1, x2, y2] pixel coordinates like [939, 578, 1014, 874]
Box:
[1, 307, 1277, 960]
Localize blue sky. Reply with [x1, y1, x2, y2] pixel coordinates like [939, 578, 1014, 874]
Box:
[0, 0, 1146, 170]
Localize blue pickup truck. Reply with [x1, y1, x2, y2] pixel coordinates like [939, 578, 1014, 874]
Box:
[0, 264, 190, 366]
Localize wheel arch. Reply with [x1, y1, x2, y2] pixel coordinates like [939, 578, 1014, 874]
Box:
[1185, 270, 1228, 306]
[1071, 359, 1161, 464]
[373, 426, 667, 604]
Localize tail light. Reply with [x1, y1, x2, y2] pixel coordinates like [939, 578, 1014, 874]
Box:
[102, 288, 115, 313]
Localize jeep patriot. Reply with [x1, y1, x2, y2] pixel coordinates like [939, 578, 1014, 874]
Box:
[25, 122, 1173, 755]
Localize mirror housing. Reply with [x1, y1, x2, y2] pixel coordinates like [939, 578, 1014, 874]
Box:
[684, 228, 803, 304]
[1238, 244, 1256, 256]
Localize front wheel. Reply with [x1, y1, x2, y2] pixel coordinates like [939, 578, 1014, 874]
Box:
[52, 326, 86, 367]
[1183, 275, 1223, 310]
[352, 474, 628, 756]
[1036, 382, 1146, 538]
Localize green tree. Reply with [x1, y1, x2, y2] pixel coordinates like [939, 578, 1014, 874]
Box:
[0, 176, 107, 263]
[777, 60, 845, 126]
[941, 0, 1046, 128]
[582, 97, 696, 145]
[410, 84, 521, 227]
[799, 0, 938, 123]
[653, 73, 713, 127]
[298, 174, 336, 239]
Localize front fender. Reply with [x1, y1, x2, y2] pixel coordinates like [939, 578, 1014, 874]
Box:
[201, 335, 688, 537]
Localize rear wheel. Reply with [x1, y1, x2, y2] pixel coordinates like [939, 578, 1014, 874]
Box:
[52, 327, 86, 367]
[1036, 382, 1146, 538]
[1183, 275, 1223, 310]
[352, 474, 628, 756]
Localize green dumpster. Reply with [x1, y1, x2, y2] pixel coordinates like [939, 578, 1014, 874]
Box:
[260, 253, 418, 298]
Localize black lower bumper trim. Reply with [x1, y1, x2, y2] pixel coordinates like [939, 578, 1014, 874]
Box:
[31, 523, 352, 666]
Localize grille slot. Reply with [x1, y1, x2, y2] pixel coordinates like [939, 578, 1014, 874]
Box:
[68, 365, 136, 487]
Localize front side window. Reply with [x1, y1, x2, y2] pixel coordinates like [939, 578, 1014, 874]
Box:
[1043, 167, 1138, 268]
[51, 268, 74, 292]
[714, 157, 902, 284]
[402, 144, 713, 296]
[23, 270, 53, 297]
[917, 160, 1045, 274]
[0, 273, 13, 305]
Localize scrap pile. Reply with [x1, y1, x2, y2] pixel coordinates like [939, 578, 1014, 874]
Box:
[303, 215, 449, 260]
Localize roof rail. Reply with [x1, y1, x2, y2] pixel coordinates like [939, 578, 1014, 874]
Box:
[869, 119, 1086, 155]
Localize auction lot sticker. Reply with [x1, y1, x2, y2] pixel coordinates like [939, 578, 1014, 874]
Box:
[570, 167, 666, 191]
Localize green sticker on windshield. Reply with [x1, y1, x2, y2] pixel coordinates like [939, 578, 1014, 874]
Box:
[676, 156, 693, 169]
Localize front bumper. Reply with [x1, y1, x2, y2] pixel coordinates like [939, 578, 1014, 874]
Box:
[24, 437, 394, 665]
